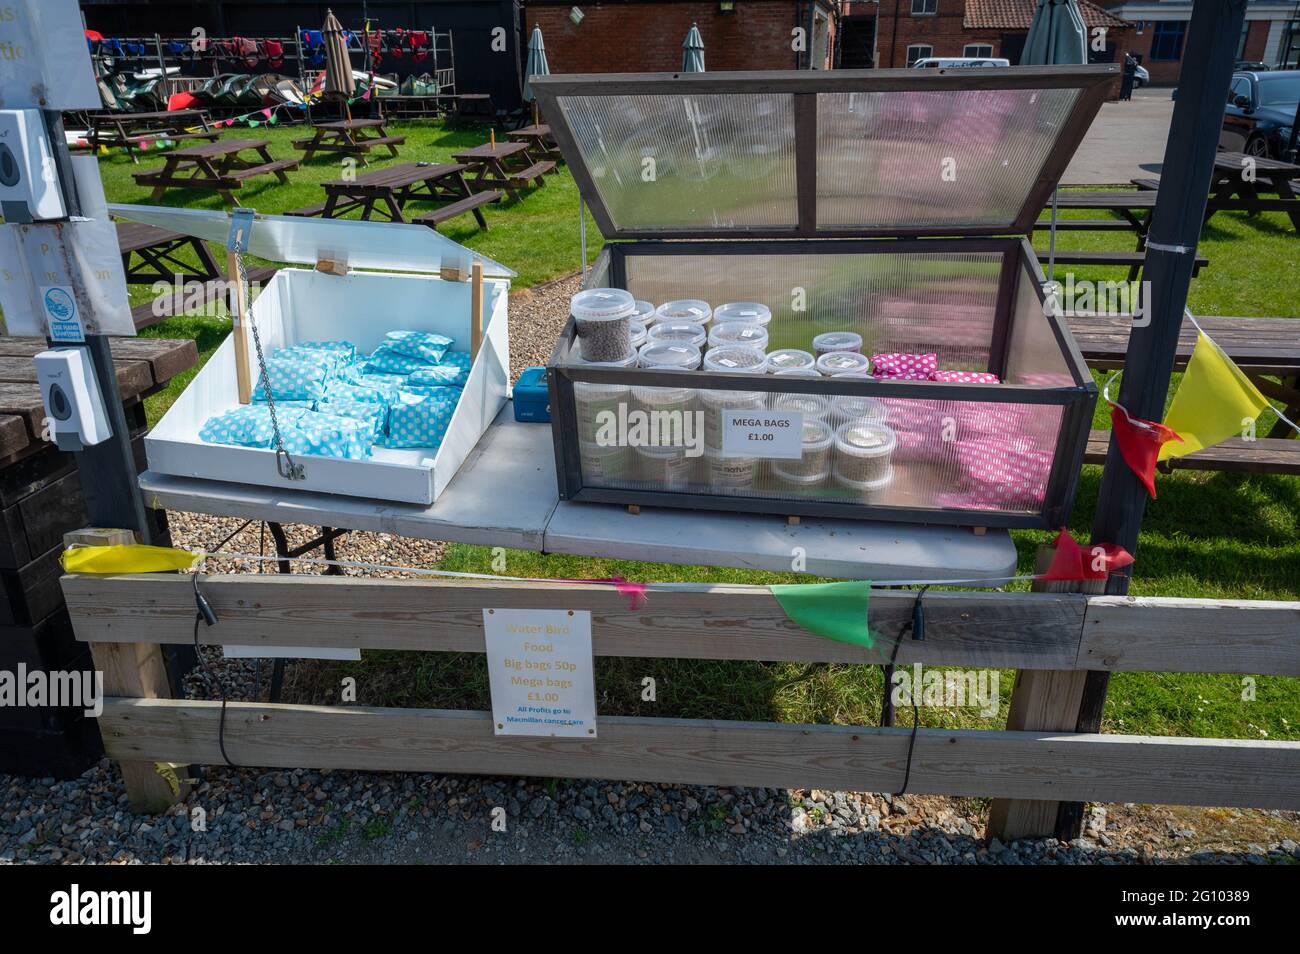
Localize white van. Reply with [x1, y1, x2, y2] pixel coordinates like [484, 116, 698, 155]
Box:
[912, 57, 1011, 69]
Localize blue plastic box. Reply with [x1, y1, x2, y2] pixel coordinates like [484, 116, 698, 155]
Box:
[513, 367, 550, 422]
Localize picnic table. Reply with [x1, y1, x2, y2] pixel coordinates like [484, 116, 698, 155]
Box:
[452, 140, 553, 201]
[285, 161, 501, 230]
[133, 139, 299, 205]
[86, 109, 217, 163]
[1134, 151, 1300, 230]
[291, 118, 405, 165]
[1068, 311, 1300, 443]
[507, 124, 561, 162]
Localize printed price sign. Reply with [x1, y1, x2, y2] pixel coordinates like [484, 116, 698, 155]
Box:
[483, 608, 596, 737]
[721, 410, 803, 459]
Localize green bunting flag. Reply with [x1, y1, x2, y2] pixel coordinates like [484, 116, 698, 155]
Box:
[769, 581, 873, 648]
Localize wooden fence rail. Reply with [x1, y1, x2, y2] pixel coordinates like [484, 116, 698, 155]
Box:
[61, 573, 1300, 818]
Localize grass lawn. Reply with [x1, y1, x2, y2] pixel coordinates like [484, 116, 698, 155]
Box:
[104, 122, 1300, 744]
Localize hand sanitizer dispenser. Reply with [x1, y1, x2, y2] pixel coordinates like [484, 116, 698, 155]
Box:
[33, 347, 112, 451]
[0, 109, 66, 222]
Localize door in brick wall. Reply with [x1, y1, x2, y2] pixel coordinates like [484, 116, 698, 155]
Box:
[839, 14, 876, 68]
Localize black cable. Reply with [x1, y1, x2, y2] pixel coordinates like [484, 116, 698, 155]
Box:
[882, 585, 930, 797]
[191, 574, 238, 768]
[210, 518, 253, 554]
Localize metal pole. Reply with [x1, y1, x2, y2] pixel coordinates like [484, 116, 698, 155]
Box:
[1059, 0, 1250, 841]
[579, 198, 587, 276]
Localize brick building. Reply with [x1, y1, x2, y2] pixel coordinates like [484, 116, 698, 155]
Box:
[1095, 2, 1300, 85]
[839, 0, 1132, 70]
[523, 0, 838, 73]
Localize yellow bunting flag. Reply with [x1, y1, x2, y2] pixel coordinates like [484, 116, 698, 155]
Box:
[61, 544, 202, 574]
[1160, 332, 1271, 460]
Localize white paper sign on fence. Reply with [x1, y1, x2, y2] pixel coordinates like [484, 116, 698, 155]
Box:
[483, 608, 596, 738]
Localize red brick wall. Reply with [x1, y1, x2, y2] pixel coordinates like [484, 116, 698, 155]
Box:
[1242, 19, 1270, 64]
[524, 2, 835, 73]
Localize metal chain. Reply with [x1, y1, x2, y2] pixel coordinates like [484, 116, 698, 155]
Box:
[234, 252, 304, 481]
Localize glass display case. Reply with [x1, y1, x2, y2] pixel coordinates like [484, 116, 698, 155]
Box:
[536, 67, 1115, 528]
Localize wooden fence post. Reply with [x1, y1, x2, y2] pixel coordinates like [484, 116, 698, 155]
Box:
[986, 547, 1102, 841]
[91, 640, 189, 813]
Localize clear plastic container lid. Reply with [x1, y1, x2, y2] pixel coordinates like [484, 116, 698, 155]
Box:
[648, 321, 708, 348]
[630, 299, 657, 322]
[767, 348, 815, 372]
[773, 393, 830, 418]
[831, 394, 887, 423]
[579, 350, 638, 368]
[709, 321, 769, 350]
[629, 320, 648, 351]
[703, 345, 769, 373]
[799, 418, 834, 452]
[638, 342, 702, 370]
[834, 465, 894, 492]
[835, 421, 897, 458]
[713, 302, 772, 326]
[813, 331, 863, 354]
[571, 287, 636, 322]
[772, 467, 830, 485]
[816, 351, 872, 376]
[655, 299, 712, 325]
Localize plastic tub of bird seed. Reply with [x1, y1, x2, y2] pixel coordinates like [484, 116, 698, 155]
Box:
[713, 302, 772, 327]
[634, 343, 702, 420]
[702, 344, 769, 374]
[771, 391, 830, 421]
[767, 348, 816, 373]
[816, 350, 872, 376]
[812, 331, 863, 356]
[832, 465, 893, 504]
[572, 351, 637, 443]
[708, 321, 769, 351]
[701, 346, 768, 448]
[630, 299, 657, 325]
[772, 418, 834, 480]
[571, 288, 636, 362]
[833, 421, 897, 483]
[634, 443, 696, 489]
[578, 439, 632, 483]
[704, 445, 758, 491]
[647, 321, 707, 349]
[829, 394, 887, 428]
[629, 320, 648, 352]
[654, 299, 712, 327]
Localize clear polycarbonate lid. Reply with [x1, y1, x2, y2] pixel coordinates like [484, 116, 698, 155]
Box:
[531, 66, 1117, 239]
[109, 204, 516, 278]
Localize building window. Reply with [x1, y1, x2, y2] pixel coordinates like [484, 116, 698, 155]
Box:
[964, 44, 993, 58]
[906, 44, 933, 66]
[911, 0, 937, 16]
[1150, 21, 1187, 61]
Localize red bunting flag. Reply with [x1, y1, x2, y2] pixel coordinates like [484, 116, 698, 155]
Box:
[1039, 528, 1134, 582]
[1108, 404, 1182, 498]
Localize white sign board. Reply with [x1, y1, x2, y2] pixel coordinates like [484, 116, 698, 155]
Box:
[722, 410, 804, 459]
[483, 608, 596, 737]
[0, 0, 100, 110]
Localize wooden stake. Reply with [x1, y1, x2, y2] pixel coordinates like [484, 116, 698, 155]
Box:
[469, 260, 484, 358]
[227, 250, 252, 404]
[490, 128, 496, 148]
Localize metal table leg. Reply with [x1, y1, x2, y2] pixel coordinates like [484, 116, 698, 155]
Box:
[264, 522, 349, 701]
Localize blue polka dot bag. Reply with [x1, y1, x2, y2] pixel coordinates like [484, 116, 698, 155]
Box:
[199, 405, 307, 448]
[251, 350, 333, 402]
[406, 351, 472, 388]
[316, 399, 388, 439]
[280, 410, 374, 460]
[381, 386, 461, 449]
[380, 330, 454, 364]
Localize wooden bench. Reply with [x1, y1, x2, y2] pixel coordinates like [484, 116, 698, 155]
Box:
[1032, 219, 1138, 232]
[1048, 248, 1208, 279]
[1086, 430, 1300, 476]
[509, 161, 555, 188]
[130, 267, 279, 331]
[285, 202, 330, 218]
[224, 159, 300, 182]
[411, 190, 502, 231]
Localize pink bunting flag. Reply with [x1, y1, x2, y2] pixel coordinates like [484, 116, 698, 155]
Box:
[260, 107, 272, 118]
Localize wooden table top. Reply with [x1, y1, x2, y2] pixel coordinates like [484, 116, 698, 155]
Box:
[510, 124, 551, 137]
[1067, 313, 1300, 375]
[1050, 191, 1159, 210]
[1214, 151, 1300, 176]
[321, 161, 466, 190]
[114, 220, 188, 254]
[312, 118, 386, 131]
[169, 138, 269, 159]
[453, 141, 529, 161]
[91, 109, 206, 124]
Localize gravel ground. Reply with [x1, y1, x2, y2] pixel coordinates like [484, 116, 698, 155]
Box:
[6, 272, 1298, 866]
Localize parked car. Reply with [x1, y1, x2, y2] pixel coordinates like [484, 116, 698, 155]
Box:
[1221, 70, 1300, 159]
[1133, 63, 1149, 88]
[1234, 60, 1270, 72]
[911, 57, 1011, 69]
